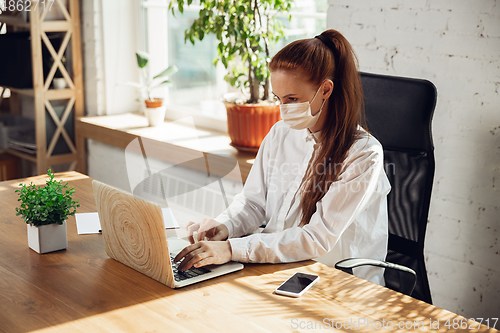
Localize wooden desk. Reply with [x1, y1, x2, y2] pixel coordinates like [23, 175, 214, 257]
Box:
[0, 173, 497, 333]
[75, 113, 256, 182]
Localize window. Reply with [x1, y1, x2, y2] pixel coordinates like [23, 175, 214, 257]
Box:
[139, 0, 326, 132]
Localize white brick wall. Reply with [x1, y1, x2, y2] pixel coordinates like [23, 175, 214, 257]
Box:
[328, 0, 500, 320]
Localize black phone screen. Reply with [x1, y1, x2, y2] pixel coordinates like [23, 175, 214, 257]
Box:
[277, 273, 318, 293]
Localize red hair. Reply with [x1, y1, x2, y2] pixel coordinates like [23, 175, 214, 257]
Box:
[269, 29, 368, 226]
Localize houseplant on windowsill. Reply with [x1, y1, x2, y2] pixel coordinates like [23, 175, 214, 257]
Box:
[123, 51, 178, 126]
[169, 0, 292, 150]
[15, 169, 80, 254]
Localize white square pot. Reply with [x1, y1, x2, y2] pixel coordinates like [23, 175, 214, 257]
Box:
[27, 221, 68, 254]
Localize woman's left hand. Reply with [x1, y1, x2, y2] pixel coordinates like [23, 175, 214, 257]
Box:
[174, 241, 232, 271]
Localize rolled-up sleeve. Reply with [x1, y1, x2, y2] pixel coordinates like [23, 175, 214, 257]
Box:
[213, 124, 276, 238]
[228, 143, 388, 263]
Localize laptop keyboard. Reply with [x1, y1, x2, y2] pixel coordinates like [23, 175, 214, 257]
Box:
[170, 255, 211, 282]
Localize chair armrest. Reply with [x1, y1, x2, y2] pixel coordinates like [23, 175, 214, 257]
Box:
[335, 258, 416, 275]
[335, 258, 417, 296]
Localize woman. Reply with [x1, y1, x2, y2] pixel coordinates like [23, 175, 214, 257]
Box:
[174, 29, 392, 285]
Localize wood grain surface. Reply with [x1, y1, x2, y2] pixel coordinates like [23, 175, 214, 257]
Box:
[0, 172, 497, 333]
[92, 180, 175, 288]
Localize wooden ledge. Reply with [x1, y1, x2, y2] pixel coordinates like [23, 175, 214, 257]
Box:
[75, 112, 256, 183]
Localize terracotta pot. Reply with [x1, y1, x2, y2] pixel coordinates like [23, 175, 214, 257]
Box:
[145, 99, 164, 108]
[225, 102, 281, 149]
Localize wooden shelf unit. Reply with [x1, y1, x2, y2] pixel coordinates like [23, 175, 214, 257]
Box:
[2, 148, 37, 163]
[0, 0, 84, 175]
[0, 86, 35, 97]
[0, 15, 30, 28]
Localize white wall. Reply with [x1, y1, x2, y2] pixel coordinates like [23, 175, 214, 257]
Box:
[81, 0, 140, 117]
[327, 0, 500, 319]
[81, 0, 106, 116]
[101, 0, 141, 115]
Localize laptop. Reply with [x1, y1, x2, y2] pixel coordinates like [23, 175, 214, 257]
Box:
[92, 180, 244, 288]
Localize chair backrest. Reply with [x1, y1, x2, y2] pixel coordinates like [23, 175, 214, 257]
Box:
[360, 72, 437, 304]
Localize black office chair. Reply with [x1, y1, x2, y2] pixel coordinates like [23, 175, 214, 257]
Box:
[335, 72, 437, 304]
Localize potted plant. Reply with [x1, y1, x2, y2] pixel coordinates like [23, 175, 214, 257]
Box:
[123, 51, 178, 126]
[169, 0, 292, 150]
[15, 169, 80, 254]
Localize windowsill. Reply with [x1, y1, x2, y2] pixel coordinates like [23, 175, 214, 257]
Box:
[163, 105, 229, 133]
[75, 111, 256, 182]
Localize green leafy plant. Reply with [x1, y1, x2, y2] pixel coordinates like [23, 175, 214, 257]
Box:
[15, 169, 80, 227]
[168, 0, 293, 104]
[122, 51, 179, 102]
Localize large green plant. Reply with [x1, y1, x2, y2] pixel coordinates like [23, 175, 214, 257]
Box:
[169, 0, 293, 104]
[15, 170, 80, 227]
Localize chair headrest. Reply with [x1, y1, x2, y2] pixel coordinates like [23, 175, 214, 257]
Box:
[360, 72, 437, 152]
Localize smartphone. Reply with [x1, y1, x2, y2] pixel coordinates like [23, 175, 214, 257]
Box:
[274, 272, 320, 297]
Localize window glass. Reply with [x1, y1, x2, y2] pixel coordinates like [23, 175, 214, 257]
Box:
[143, 0, 326, 120]
[167, 8, 227, 119]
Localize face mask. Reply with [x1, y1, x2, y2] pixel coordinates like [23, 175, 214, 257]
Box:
[279, 85, 327, 130]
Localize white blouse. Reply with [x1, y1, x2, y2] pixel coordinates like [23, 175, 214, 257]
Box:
[214, 120, 392, 284]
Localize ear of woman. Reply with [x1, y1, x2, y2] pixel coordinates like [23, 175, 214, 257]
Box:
[320, 79, 334, 101]
[312, 79, 334, 131]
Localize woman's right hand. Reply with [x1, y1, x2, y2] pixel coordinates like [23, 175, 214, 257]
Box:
[186, 218, 229, 244]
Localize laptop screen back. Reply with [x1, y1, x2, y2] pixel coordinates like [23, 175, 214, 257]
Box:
[92, 180, 175, 288]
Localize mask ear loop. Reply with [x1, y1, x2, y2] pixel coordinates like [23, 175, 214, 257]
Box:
[311, 85, 322, 104]
[318, 99, 327, 113]
[312, 88, 327, 119]
[311, 80, 328, 104]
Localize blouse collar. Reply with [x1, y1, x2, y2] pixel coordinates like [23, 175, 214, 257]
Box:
[304, 124, 366, 143]
[305, 127, 321, 143]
